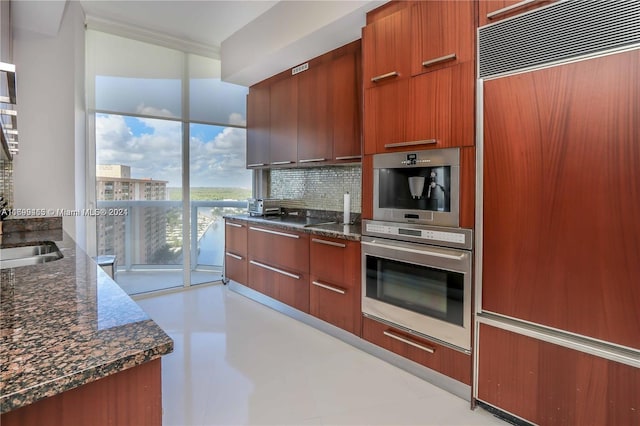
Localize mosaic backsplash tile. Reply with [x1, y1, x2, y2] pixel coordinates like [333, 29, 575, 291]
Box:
[0, 160, 13, 209]
[269, 165, 361, 213]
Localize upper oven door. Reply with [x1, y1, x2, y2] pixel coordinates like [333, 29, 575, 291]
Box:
[373, 148, 460, 226]
[361, 235, 472, 351]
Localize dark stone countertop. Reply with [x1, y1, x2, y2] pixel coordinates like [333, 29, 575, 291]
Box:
[225, 213, 362, 241]
[0, 227, 174, 414]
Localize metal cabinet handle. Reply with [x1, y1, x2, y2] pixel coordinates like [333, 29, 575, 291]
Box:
[247, 163, 266, 168]
[299, 158, 326, 163]
[371, 71, 399, 83]
[383, 330, 435, 354]
[384, 139, 437, 149]
[250, 260, 300, 280]
[270, 160, 295, 165]
[226, 222, 244, 228]
[361, 240, 465, 260]
[249, 226, 300, 239]
[312, 280, 346, 295]
[311, 238, 346, 248]
[335, 155, 362, 161]
[422, 53, 457, 68]
[487, 0, 538, 20]
[225, 252, 243, 261]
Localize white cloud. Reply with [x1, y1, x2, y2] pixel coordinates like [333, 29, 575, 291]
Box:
[136, 103, 177, 118]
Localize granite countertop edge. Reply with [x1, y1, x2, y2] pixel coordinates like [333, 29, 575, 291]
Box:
[0, 225, 174, 414]
[224, 214, 362, 241]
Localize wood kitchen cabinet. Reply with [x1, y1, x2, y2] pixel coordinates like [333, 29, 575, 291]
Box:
[410, 0, 475, 76]
[309, 235, 361, 335]
[245, 40, 362, 169]
[297, 60, 331, 165]
[269, 75, 298, 167]
[482, 49, 640, 350]
[478, 0, 555, 27]
[246, 83, 270, 169]
[363, 79, 409, 154]
[248, 225, 310, 312]
[224, 219, 248, 285]
[477, 324, 640, 425]
[362, 316, 471, 385]
[362, 5, 411, 89]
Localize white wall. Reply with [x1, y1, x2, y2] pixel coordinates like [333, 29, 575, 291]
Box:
[13, 2, 86, 244]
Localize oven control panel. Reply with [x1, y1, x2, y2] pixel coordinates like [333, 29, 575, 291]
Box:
[363, 220, 473, 250]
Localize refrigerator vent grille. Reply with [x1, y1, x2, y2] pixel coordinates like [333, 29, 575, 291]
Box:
[478, 0, 640, 78]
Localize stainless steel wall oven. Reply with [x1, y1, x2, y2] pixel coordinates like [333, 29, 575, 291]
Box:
[362, 220, 472, 351]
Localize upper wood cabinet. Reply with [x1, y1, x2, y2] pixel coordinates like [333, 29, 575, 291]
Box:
[410, 0, 475, 76]
[269, 76, 298, 167]
[362, 1, 476, 154]
[298, 60, 331, 165]
[362, 6, 411, 89]
[478, 0, 556, 27]
[246, 84, 270, 169]
[246, 40, 362, 169]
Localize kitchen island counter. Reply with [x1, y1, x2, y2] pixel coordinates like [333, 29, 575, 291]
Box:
[0, 224, 173, 415]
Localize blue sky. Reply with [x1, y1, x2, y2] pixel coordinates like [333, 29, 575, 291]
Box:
[96, 113, 252, 189]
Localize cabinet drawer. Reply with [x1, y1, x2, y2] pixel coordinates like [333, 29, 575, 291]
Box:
[362, 316, 471, 385]
[248, 260, 309, 313]
[224, 251, 247, 285]
[309, 236, 360, 288]
[225, 220, 247, 256]
[310, 277, 360, 335]
[248, 225, 309, 273]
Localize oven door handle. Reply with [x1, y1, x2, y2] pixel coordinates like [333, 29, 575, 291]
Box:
[361, 241, 465, 260]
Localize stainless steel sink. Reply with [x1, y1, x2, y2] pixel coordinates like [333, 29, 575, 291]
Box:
[0, 241, 63, 269]
[303, 221, 338, 228]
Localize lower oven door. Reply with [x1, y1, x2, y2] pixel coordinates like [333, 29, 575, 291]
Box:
[361, 236, 472, 351]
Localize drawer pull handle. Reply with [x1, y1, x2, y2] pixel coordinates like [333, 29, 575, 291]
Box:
[422, 53, 457, 68]
[383, 330, 435, 354]
[335, 155, 362, 161]
[299, 158, 326, 163]
[250, 260, 300, 280]
[312, 280, 346, 295]
[225, 252, 243, 261]
[226, 222, 243, 228]
[270, 160, 295, 165]
[487, 0, 538, 20]
[311, 238, 346, 248]
[371, 71, 399, 83]
[249, 226, 300, 239]
[247, 163, 266, 168]
[384, 139, 437, 149]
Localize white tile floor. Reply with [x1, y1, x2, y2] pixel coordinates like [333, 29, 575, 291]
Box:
[136, 284, 507, 426]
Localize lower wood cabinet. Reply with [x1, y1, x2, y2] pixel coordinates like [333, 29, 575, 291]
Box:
[477, 324, 640, 425]
[362, 315, 471, 385]
[309, 235, 361, 335]
[224, 219, 248, 285]
[247, 225, 310, 313]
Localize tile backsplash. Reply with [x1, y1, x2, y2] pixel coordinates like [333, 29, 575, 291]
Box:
[270, 165, 361, 213]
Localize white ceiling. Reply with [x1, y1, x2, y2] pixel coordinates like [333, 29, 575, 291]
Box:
[11, 0, 386, 86]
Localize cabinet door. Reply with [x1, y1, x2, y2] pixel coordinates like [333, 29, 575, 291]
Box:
[362, 316, 471, 385]
[482, 50, 640, 349]
[331, 50, 362, 162]
[406, 61, 475, 149]
[411, 0, 475, 76]
[297, 61, 331, 165]
[478, 0, 555, 27]
[224, 220, 247, 284]
[269, 76, 298, 166]
[477, 324, 640, 425]
[309, 237, 361, 335]
[363, 79, 409, 154]
[246, 85, 270, 168]
[362, 7, 411, 89]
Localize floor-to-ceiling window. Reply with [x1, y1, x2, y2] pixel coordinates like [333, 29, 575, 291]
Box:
[87, 30, 250, 294]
